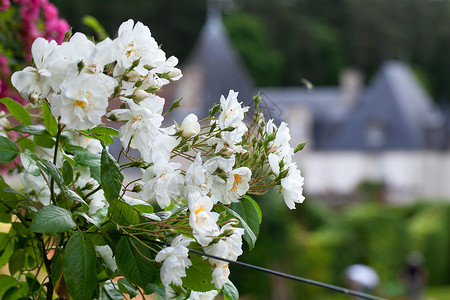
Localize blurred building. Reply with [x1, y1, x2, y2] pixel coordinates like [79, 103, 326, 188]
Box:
[175, 2, 450, 204]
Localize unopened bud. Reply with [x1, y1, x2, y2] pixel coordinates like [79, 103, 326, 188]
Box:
[168, 68, 182, 79]
[133, 89, 149, 101]
[222, 228, 234, 237]
[107, 113, 119, 122]
[180, 113, 200, 137]
[221, 147, 235, 158]
[29, 93, 39, 104]
[126, 70, 139, 81]
[228, 218, 239, 226]
[132, 183, 143, 193]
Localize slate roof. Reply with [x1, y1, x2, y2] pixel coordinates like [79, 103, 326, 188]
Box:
[181, 2, 255, 118]
[331, 61, 445, 150]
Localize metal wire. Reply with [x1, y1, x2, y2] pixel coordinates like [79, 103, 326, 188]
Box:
[141, 238, 389, 300]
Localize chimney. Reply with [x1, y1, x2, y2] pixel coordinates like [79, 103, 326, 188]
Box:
[340, 68, 363, 107]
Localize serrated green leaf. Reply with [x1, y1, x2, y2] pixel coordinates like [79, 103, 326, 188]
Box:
[0, 97, 31, 125]
[0, 136, 19, 163]
[101, 148, 123, 204]
[62, 160, 73, 185]
[74, 151, 101, 167]
[223, 281, 239, 300]
[118, 278, 139, 298]
[109, 201, 139, 226]
[41, 102, 58, 136]
[65, 190, 88, 206]
[231, 196, 261, 238]
[115, 236, 155, 287]
[63, 231, 97, 300]
[12, 125, 49, 135]
[36, 160, 65, 191]
[90, 126, 119, 137]
[182, 252, 215, 292]
[20, 152, 40, 176]
[8, 249, 24, 276]
[215, 205, 257, 250]
[29, 205, 75, 233]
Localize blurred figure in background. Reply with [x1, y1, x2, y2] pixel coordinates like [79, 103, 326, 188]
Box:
[345, 264, 380, 299]
[400, 251, 427, 300]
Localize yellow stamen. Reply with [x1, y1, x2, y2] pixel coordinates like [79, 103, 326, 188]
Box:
[229, 174, 243, 193]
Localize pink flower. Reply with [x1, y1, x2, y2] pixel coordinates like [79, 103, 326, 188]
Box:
[1, 0, 11, 11]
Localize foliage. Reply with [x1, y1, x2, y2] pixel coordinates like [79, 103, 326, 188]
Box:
[231, 196, 450, 299]
[0, 19, 306, 299]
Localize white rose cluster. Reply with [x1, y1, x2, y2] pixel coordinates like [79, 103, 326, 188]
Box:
[10, 19, 306, 299]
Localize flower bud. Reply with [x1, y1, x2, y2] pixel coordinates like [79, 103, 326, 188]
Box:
[221, 147, 235, 158]
[132, 182, 143, 193]
[29, 93, 39, 104]
[168, 68, 182, 79]
[133, 89, 149, 101]
[126, 70, 139, 81]
[180, 113, 200, 137]
[222, 228, 235, 237]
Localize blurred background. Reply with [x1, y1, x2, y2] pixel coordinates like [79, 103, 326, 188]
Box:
[4, 0, 450, 299]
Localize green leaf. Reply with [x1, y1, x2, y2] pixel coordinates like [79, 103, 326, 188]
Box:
[29, 205, 76, 233]
[94, 135, 114, 146]
[115, 236, 155, 287]
[36, 160, 65, 191]
[41, 102, 58, 136]
[12, 125, 49, 135]
[74, 151, 101, 167]
[63, 231, 97, 300]
[101, 148, 123, 204]
[0, 203, 11, 223]
[182, 252, 215, 292]
[231, 196, 261, 238]
[0, 97, 31, 125]
[109, 201, 139, 226]
[117, 278, 139, 298]
[0, 136, 20, 163]
[20, 152, 40, 176]
[2, 282, 28, 300]
[215, 205, 258, 250]
[90, 126, 119, 137]
[223, 281, 239, 300]
[0, 275, 18, 296]
[82, 16, 108, 41]
[34, 134, 55, 148]
[51, 248, 64, 292]
[65, 190, 88, 206]
[17, 138, 35, 152]
[8, 249, 24, 276]
[0, 178, 18, 209]
[62, 160, 73, 186]
[102, 280, 123, 300]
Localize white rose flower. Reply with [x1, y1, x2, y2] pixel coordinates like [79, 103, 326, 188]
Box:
[113, 19, 166, 75]
[155, 235, 193, 287]
[50, 73, 116, 130]
[188, 290, 219, 300]
[211, 262, 230, 289]
[222, 167, 252, 204]
[180, 113, 201, 137]
[188, 192, 219, 246]
[11, 38, 59, 100]
[206, 224, 244, 265]
[140, 160, 184, 209]
[280, 163, 305, 209]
